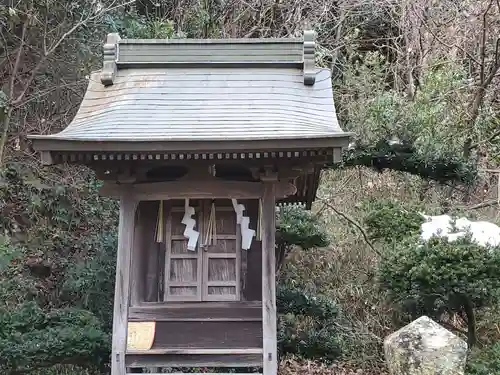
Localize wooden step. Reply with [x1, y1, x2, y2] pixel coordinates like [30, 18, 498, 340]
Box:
[127, 348, 263, 355]
[129, 373, 262, 375]
[129, 302, 262, 321]
[125, 347, 263, 368]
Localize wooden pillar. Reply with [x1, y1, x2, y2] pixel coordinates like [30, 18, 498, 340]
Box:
[261, 179, 277, 375]
[111, 195, 138, 375]
[130, 202, 143, 307]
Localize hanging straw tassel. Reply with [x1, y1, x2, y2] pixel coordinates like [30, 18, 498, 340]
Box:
[155, 200, 164, 243]
[203, 201, 217, 247]
[256, 199, 263, 241]
[203, 206, 212, 247]
[211, 201, 217, 245]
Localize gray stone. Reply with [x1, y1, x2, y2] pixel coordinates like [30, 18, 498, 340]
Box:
[384, 316, 468, 375]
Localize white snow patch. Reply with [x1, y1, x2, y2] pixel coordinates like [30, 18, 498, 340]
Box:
[420, 214, 500, 248]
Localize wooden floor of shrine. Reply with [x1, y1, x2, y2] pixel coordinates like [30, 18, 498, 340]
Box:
[126, 301, 263, 371]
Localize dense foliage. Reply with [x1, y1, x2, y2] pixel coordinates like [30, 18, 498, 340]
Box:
[377, 218, 500, 346]
[0, 161, 336, 374]
[276, 205, 330, 270]
[364, 199, 500, 349]
[0, 302, 109, 375]
[341, 139, 477, 184]
[62, 231, 118, 330]
[0, 165, 116, 374]
[363, 199, 425, 242]
[2, 0, 500, 373]
[466, 342, 500, 375]
[277, 285, 342, 361]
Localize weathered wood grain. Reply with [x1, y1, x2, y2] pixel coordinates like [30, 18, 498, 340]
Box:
[125, 353, 262, 368]
[111, 195, 138, 375]
[242, 199, 262, 301]
[128, 302, 261, 321]
[201, 200, 241, 301]
[100, 180, 296, 201]
[164, 203, 203, 302]
[138, 373, 262, 375]
[151, 321, 262, 349]
[127, 348, 262, 355]
[101, 180, 264, 199]
[261, 182, 277, 375]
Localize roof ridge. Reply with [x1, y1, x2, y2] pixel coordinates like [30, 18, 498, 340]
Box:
[100, 30, 317, 87]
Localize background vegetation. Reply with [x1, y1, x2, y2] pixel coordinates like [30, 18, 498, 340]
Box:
[1, 0, 500, 374]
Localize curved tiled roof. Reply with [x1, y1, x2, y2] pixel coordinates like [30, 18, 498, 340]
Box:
[43, 67, 341, 141]
[29, 33, 352, 208]
[29, 32, 351, 156]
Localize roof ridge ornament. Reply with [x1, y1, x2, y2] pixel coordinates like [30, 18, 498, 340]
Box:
[303, 30, 316, 86]
[101, 33, 121, 86]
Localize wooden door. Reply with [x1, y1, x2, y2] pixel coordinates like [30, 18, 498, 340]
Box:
[164, 206, 203, 301]
[202, 202, 240, 301]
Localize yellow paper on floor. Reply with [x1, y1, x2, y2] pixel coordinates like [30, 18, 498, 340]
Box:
[127, 322, 156, 351]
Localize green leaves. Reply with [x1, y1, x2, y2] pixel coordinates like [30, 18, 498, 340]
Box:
[0, 302, 109, 373]
[339, 139, 477, 184]
[378, 235, 500, 332]
[62, 231, 118, 330]
[275, 205, 330, 270]
[277, 205, 330, 251]
[0, 236, 22, 274]
[367, 199, 500, 346]
[277, 284, 339, 321]
[467, 342, 500, 375]
[334, 56, 490, 183]
[362, 198, 425, 242]
[105, 9, 176, 39]
[277, 284, 342, 361]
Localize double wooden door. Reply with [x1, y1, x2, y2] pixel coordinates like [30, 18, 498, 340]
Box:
[164, 200, 241, 302]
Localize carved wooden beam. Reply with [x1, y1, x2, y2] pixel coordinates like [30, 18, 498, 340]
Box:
[178, 165, 216, 181]
[101, 33, 120, 86]
[255, 166, 297, 198]
[277, 164, 315, 181]
[100, 179, 296, 200]
[277, 181, 297, 198]
[303, 30, 316, 86]
[93, 165, 141, 183]
[260, 166, 278, 182]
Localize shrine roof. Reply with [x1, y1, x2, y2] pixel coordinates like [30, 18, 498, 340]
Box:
[29, 32, 351, 159]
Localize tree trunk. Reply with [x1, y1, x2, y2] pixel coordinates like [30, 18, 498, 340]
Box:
[464, 298, 477, 347]
[0, 106, 13, 166]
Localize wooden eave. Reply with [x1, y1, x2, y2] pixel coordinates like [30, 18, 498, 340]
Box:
[28, 31, 352, 209]
[31, 135, 351, 164]
[29, 30, 351, 159]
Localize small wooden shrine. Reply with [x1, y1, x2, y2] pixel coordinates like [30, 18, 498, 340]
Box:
[29, 31, 350, 375]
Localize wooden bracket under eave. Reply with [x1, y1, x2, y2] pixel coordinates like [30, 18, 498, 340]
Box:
[40, 151, 54, 165]
[259, 166, 278, 182]
[99, 179, 296, 200]
[303, 30, 316, 86]
[101, 33, 121, 86]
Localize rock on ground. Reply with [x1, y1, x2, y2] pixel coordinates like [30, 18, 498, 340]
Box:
[384, 316, 467, 375]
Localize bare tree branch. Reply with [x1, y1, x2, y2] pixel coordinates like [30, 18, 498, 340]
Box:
[0, 14, 29, 165]
[12, 0, 134, 107]
[318, 198, 381, 257]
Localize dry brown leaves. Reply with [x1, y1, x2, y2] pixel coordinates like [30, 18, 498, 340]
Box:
[279, 357, 388, 375]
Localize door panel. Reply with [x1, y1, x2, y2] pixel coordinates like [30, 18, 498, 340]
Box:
[202, 203, 240, 301]
[164, 207, 203, 301]
[164, 200, 242, 302]
[207, 286, 237, 297]
[206, 238, 237, 253]
[208, 258, 237, 281]
[169, 258, 198, 282]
